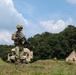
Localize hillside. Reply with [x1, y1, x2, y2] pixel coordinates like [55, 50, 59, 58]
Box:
[0, 25, 76, 62]
[0, 59, 76, 75]
[0, 58, 6, 64]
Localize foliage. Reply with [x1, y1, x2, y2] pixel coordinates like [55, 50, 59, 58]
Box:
[0, 25, 76, 61]
[0, 45, 14, 61]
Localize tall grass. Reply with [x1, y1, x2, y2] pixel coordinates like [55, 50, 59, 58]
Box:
[0, 59, 76, 75]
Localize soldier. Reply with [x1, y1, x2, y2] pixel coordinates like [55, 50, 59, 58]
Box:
[11, 24, 26, 61]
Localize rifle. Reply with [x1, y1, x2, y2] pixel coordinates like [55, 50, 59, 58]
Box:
[16, 31, 34, 48]
[16, 31, 27, 44]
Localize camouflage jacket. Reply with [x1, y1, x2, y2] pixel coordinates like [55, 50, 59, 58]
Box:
[12, 31, 25, 45]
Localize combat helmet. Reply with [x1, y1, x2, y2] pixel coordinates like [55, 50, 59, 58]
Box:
[16, 24, 23, 29]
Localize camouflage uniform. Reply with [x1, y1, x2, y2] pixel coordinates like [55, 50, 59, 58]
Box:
[12, 24, 25, 59]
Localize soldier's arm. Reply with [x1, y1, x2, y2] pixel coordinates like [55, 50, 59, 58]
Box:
[11, 32, 18, 40]
[21, 32, 25, 38]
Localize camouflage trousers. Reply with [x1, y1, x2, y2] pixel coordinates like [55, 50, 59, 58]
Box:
[15, 46, 24, 59]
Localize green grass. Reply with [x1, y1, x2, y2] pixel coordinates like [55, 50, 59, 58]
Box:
[0, 58, 76, 75]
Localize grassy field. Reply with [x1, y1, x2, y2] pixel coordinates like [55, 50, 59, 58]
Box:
[0, 58, 76, 75]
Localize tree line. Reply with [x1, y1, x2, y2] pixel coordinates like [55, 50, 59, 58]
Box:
[0, 25, 76, 61]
